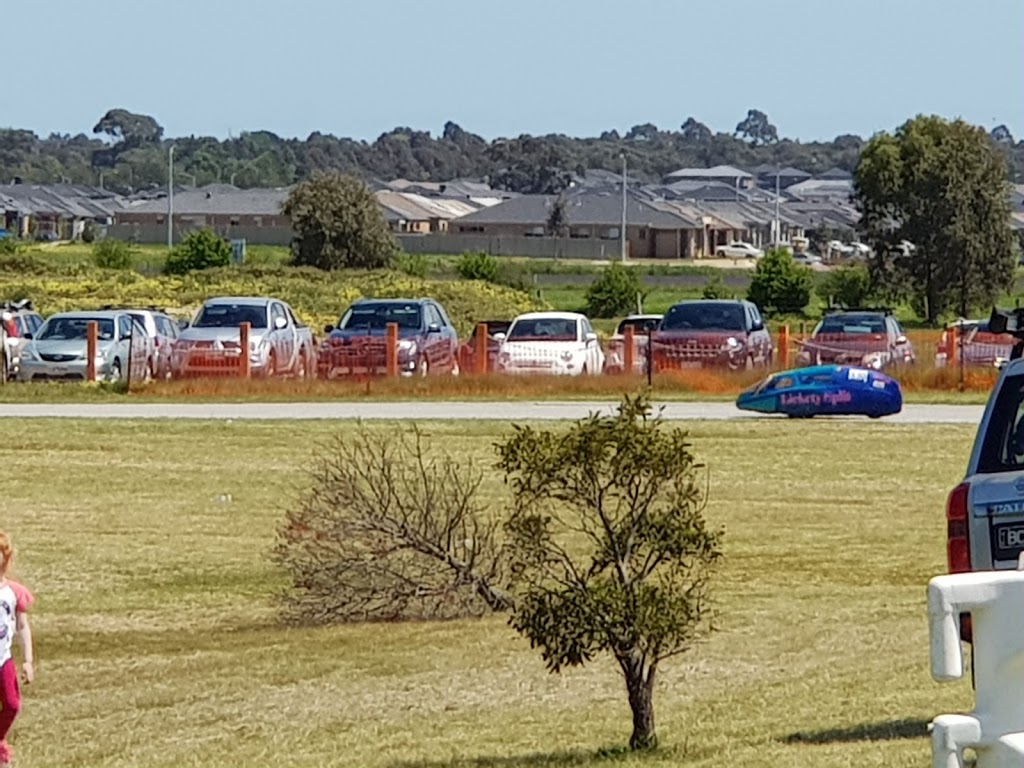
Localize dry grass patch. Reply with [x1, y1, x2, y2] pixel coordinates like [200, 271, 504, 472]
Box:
[0, 417, 978, 767]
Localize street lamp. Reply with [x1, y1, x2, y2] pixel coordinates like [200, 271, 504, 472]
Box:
[167, 145, 175, 249]
[774, 167, 781, 248]
[620, 153, 628, 263]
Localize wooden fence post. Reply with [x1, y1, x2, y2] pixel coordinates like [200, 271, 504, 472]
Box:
[475, 323, 488, 375]
[86, 320, 98, 382]
[623, 325, 635, 374]
[386, 322, 399, 377]
[239, 322, 251, 378]
[778, 325, 790, 369]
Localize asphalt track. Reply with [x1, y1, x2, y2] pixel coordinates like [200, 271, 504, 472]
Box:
[0, 401, 986, 423]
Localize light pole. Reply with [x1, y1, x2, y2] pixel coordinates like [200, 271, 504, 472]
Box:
[620, 153, 628, 263]
[774, 167, 781, 248]
[167, 145, 175, 249]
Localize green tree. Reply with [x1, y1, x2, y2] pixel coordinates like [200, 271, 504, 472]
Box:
[283, 172, 398, 270]
[746, 249, 813, 315]
[855, 115, 1016, 323]
[585, 262, 644, 318]
[545, 194, 569, 238]
[164, 229, 232, 275]
[819, 265, 873, 309]
[701, 273, 731, 299]
[735, 109, 778, 146]
[496, 394, 722, 751]
[92, 238, 134, 270]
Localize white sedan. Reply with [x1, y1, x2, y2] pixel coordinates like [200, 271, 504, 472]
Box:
[715, 242, 764, 259]
[496, 312, 605, 375]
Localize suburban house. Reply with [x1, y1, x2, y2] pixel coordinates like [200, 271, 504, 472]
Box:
[112, 186, 292, 244]
[662, 165, 754, 190]
[374, 190, 479, 234]
[784, 177, 854, 203]
[449, 189, 761, 259]
[751, 165, 812, 190]
[0, 183, 124, 239]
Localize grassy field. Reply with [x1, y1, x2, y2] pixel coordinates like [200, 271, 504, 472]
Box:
[2, 416, 976, 767]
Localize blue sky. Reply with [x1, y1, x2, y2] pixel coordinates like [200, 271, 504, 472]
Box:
[10, 0, 1023, 142]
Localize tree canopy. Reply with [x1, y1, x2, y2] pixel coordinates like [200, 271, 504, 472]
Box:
[855, 115, 1017, 323]
[7, 109, 1020, 195]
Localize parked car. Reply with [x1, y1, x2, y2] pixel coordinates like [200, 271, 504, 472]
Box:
[935, 320, 1014, 369]
[651, 300, 773, 371]
[318, 298, 459, 378]
[171, 297, 315, 378]
[796, 310, 915, 370]
[2, 300, 45, 381]
[458, 319, 512, 374]
[496, 311, 604, 375]
[826, 240, 853, 257]
[103, 307, 183, 380]
[16, 310, 148, 382]
[604, 314, 662, 374]
[715, 242, 764, 259]
[793, 252, 824, 266]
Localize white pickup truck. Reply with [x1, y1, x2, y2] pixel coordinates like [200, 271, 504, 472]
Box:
[171, 296, 316, 378]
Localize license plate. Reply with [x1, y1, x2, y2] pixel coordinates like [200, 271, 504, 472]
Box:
[680, 361, 703, 369]
[991, 521, 1024, 562]
[52, 365, 67, 374]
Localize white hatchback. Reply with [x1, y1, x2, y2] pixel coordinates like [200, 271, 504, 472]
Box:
[496, 311, 605, 376]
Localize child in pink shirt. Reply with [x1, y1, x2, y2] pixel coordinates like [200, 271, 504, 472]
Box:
[0, 532, 34, 768]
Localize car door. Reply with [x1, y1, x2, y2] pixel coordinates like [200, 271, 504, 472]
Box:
[747, 304, 770, 364]
[422, 303, 445, 371]
[581, 317, 601, 373]
[269, 302, 294, 373]
[432, 302, 459, 372]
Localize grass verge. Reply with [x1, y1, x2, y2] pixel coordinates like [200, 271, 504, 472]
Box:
[5, 417, 974, 767]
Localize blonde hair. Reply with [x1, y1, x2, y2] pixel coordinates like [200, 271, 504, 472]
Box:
[0, 531, 13, 576]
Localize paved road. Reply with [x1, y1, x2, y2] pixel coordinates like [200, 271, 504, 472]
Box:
[0, 401, 987, 424]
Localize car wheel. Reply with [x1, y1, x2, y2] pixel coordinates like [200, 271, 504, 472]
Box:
[146, 358, 156, 382]
[267, 351, 277, 378]
[109, 360, 122, 383]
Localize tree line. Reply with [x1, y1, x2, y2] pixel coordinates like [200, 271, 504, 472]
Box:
[2, 108, 1021, 195]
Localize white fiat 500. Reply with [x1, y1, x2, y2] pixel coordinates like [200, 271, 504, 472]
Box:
[495, 311, 604, 376]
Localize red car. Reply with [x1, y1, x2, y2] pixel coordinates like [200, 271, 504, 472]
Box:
[797, 310, 915, 370]
[935, 320, 1014, 368]
[651, 300, 773, 371]
[604, 314, 661, 374]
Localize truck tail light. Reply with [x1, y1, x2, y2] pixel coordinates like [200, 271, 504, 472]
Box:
[945, 481, 974, 642]
[945, 482, 972, 574]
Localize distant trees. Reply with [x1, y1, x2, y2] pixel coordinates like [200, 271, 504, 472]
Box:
[855, 115, 1016, 323]
[735, 109, 779, 146]
[680, 117, 712, 143]
[283, 172, 398, 270]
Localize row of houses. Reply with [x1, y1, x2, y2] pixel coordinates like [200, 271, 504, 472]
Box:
[4, 171, 1023, 261]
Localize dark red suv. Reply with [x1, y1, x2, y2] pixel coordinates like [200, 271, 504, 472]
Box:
[651, 300, 773, 371]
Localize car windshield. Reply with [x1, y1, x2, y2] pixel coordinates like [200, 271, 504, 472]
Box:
[338, 303, 423, 331]
[617, 317, 660, 334]
[194, 304, 268, 328]
[507, 317, 578, 341]
[37, 317, 116, 341]
[817, 315, 886, 334]
[661, 303, 746, 332]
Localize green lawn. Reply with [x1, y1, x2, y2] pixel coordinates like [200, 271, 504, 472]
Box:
[4, 417, 975, 767]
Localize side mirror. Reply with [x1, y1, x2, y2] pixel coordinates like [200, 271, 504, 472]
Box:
[178, 319, 190, 331]
[324, 324, 335, 334]
[896, 335, 908, 345]
[274, 316, 288, 330]
[427, 323, 441, 334]
[23, 332, 32, 340]
[585, 332, 598, 343]
[492, 332, 507, 342]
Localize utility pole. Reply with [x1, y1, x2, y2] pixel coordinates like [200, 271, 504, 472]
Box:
[774, 168, 781, 247]
[167, 145, 175, 249]
[620, 153, 628, 263]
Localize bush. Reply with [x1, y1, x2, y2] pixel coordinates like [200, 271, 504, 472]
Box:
[0, 237, 20, 256]
[92, 239, 135, 270]
[819, 265, 873, 309]
[164, 229, 232, 275]
[584, 262, 644, 318]
[747, 249, 813, 315]
[702, 273, 731, 299]
[81, 221, 98, 244]
[455, 251, 500, 282]
[395, 253, 431, 278]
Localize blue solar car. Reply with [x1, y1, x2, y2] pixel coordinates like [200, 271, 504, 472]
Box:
[736, 364, 903, 419]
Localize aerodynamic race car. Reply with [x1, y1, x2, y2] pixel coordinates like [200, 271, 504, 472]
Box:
[736, 364, 903, 419]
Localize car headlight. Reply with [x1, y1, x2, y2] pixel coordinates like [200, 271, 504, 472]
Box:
[560, 350, 574, 362]
[862, 352, 884, 370]
[398, 339, 418, 355]
[21, 346, 39, 362]
[721, 337, 742, 352]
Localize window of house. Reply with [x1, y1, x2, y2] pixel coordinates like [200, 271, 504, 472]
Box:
[230, 217, 241, 226]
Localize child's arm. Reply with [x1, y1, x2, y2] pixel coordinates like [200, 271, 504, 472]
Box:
[16, 611, 33, 684]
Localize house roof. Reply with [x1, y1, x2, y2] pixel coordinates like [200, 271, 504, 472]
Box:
[664, 164, 753, 180]
[784, 178, 853, 201]
[374, 190, 478, 221]
[0, 183, 126, 218]
[452, 189, 700, 229]
[123, 187, 291, 216]
[815, 167, 854, 180]
[751, 165, 812, 179]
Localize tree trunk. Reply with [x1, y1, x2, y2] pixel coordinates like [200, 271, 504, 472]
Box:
[623, 659, 657, 750]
